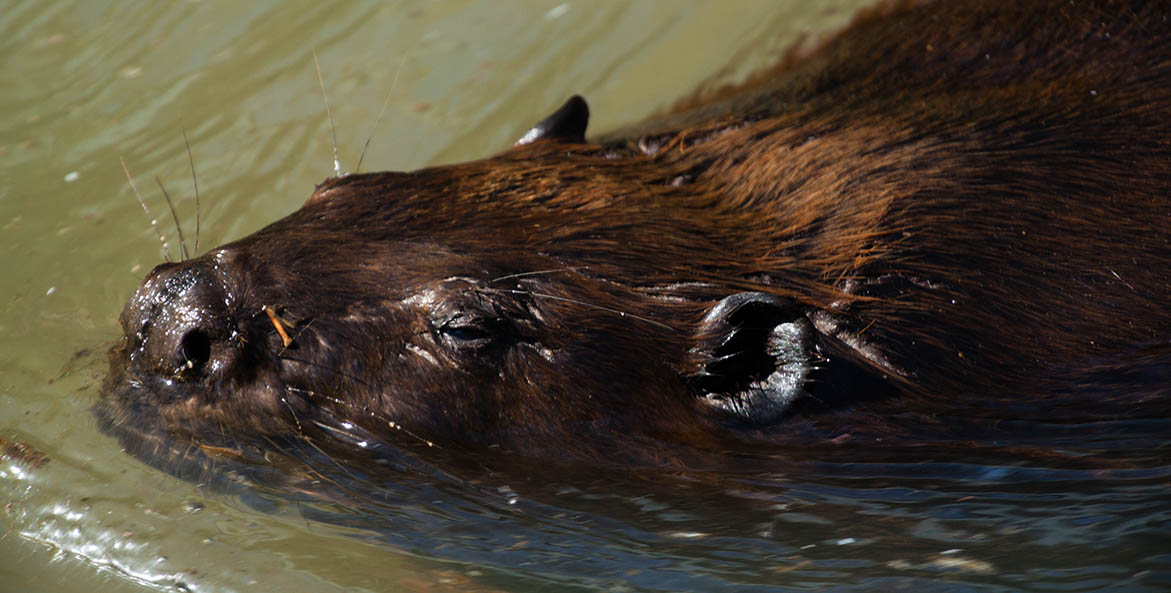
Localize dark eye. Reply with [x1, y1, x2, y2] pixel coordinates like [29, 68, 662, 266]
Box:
[441, 324, 492, 342]
[438, 314, 498, 349]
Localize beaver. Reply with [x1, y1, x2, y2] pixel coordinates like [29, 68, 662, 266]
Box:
[98, 0, 1171, 475]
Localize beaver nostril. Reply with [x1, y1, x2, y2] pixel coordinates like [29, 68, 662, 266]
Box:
[179, 330, 212, 373]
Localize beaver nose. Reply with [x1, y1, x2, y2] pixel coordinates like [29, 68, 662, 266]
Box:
[123, 260, 238, 382]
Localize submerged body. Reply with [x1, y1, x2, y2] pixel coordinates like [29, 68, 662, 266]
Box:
[99, 0, 1171, 475]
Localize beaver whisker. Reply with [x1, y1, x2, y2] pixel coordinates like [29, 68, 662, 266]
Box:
[277, 355, 377, 388]
[288, 435, 368, 488]
[154, 177, 189, 261]
[262, 431, 342, 477]
[483, 287, 680, 332]
[384, 419, 436, 448]
[307, 396, 438, 450]
[312, 48, 342, 178]
[279, 395, 304, 434]
[120, 157, 172, 262]
[252, 432, 362, 497]
[277, 318, 317, 358]
[289, 388, 425, 456]
[356, 52, 410, 175]
[182, 130, 201, 257]
[490, 267, 589, 283]
[1106, 267, 1136, 292]
[309, 420, 352, 449]
[289, 387, 351, 411]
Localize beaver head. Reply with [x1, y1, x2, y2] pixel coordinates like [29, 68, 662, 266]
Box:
[97, 99, 902, 470]
[98, 0, 1171, 474]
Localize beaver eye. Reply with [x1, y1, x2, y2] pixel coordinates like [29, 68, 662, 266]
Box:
[441, 324, 492, 342]
[437, 315, 497, 348]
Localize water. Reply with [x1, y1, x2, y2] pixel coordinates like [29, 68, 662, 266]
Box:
[2, 1, 1168, 592]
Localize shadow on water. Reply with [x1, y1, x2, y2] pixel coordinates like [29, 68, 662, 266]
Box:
[126, 401, 1169, 592]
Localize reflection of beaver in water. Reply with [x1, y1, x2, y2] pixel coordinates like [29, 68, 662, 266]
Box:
[99, 0, 1171, 471]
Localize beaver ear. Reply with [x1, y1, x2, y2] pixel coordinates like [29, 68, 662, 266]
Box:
[688, 292, 815, 424]
[515, 95, 589, 145]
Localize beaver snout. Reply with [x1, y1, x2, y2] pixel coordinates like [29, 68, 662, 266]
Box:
[121, 260, 242, 384]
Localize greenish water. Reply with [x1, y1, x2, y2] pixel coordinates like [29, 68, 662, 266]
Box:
[3, 2, 1169, 593]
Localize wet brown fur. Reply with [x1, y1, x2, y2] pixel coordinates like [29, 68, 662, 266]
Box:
[99, 0, 1171, 472]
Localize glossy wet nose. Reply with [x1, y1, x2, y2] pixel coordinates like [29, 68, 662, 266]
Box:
[124, 261, 237, 381]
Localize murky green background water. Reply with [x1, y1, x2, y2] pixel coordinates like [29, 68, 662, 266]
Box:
[3, 2, 1169, 592]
